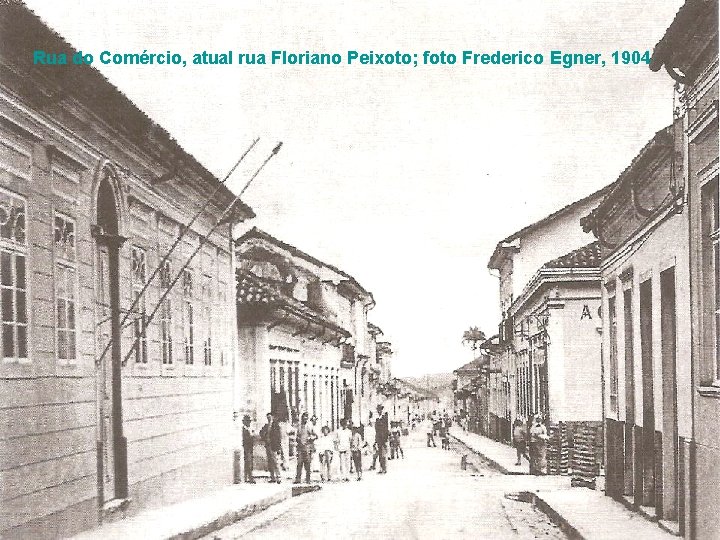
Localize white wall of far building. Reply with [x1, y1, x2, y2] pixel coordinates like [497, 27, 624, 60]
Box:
[497, 195, 604, 313]
[557, 293, 602, 422]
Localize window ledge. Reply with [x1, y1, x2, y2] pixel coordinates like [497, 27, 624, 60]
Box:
[3, 357, 31, 365]
[698, 385, 720, 398]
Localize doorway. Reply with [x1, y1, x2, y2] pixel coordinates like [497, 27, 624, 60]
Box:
[94, 169, 128, 504]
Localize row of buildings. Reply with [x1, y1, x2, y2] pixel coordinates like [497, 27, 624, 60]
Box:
[0, 5, 433, 539]
[454, 1, 718, 538]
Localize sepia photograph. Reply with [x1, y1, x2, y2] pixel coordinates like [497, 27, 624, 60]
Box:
[0, 0, 718, 538]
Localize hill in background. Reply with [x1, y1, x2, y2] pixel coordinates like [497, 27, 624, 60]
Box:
[400, 372, 454, 407]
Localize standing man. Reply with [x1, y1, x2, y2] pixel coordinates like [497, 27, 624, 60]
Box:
[375, 404, 389, 474]
[242, 414, 256, 483]
[259, 413, 281, 483]
[295, 412, 316, 484]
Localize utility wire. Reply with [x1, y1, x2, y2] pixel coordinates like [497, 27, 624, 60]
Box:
[121, 142, 283, 367]
[94, 137, 259, 366]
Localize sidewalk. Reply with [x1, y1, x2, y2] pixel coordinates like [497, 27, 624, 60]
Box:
[452, 427, 677, 540]
[527, 488, 677, 540]
[449, 426, 527, 474]
[71, 483, 290, 540]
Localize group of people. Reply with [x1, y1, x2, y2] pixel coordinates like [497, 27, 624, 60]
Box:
[512, 414, 550, 475]
[426, 411, 451, 450]
[242, 404, 399, 484]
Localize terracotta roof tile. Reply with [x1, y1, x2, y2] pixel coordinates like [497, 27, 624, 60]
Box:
[542, 241, 601, 269]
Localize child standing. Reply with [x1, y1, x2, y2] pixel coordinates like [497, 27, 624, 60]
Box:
[513, 418, 528, 466]
[350, 425, 364, 481]
[334, 419, 352, 481]
[315, 426, 334, 482]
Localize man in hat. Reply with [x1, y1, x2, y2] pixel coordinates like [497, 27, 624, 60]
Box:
[294, 412, 316, 484]
[259, 412, 282, 483]
[241, 414, 256, 483]
[374, 404, 389, 474]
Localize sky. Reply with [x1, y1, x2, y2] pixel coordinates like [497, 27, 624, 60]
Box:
[24, 0, 683, 376]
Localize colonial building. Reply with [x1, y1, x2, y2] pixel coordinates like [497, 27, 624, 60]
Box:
[0, 5, 252, 538]
[505, 241, 604, 480]
[452, 356, 487, 433]
[581, 124, 690, 532]
[648, 1, 718, 538]
[365, 322, 385, 418]
[483, 335, 508, 442]
[487, 187, 608, 462]
[234, 228, 375, 462]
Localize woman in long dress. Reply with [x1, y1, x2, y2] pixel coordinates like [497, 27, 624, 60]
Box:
[528, 414, 550, 475]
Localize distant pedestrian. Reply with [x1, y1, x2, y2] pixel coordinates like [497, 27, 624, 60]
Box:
[438, 423, 450, 450]
[315, 425, 334, 482]
[529, 414, 550, 475]
[391, 425, 404, 458]
[259, 413, 281, 483]
[334, 418, 352, 481]
[350, 425, 364, 481]
[375, 405, 389, 474]
[513, 418, 529, 466]
[294, 412, 316, 484]
[433, 418, 442, 438]
[426, 421, 436, 447]
[241, 414, 256, 483]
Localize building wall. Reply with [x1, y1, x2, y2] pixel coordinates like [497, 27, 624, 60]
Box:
[507, 197, 604, 304]
[559, 293, 602, 422]
[601, 207, 691, 521]
[237, 323, 344, 434]
[0, 87, 238, 538]
[510, 280, 601, 424]
[686, 54, 719, 540]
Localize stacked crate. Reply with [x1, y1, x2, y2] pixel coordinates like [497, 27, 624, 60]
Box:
[571, 424, 597, 488]
[558, 422, 570, 475]
[547, 423, 561, 475]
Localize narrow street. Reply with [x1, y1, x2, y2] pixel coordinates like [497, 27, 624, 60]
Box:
[207, 426, 566, 539]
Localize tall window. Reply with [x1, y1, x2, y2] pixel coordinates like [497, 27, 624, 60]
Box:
[0, 190, 27, 361]
[131, 246, 148, 364]
[202, 275, 212, 366]
[183, 269, 194, 364]
[54, 214, 77, 362]
[159, 260, 172, 365]
[702, 179, 720, 381]
[312, 378, 317, 416]
[218, 284, 230, 367]
[608, 294, 618, 411]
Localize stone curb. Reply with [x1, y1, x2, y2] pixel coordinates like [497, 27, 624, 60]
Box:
[166, 488, 292, 540]
[517, 491, 585, 540]
[448, 432, 525, 475]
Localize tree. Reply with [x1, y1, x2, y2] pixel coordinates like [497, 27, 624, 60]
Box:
[462, 326, 486, 356]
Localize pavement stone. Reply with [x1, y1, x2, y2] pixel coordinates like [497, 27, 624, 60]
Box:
[70, 483, 291, 540]
[528, 488, 678, 540]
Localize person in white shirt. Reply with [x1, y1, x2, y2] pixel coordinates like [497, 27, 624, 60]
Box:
[334, 418, 352, 481]
[315, 425, 334, 482]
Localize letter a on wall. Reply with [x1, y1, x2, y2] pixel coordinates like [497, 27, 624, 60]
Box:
[581, 304, 592, 320]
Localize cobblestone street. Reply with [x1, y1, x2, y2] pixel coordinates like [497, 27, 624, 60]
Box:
[206, 426, 566, 539]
